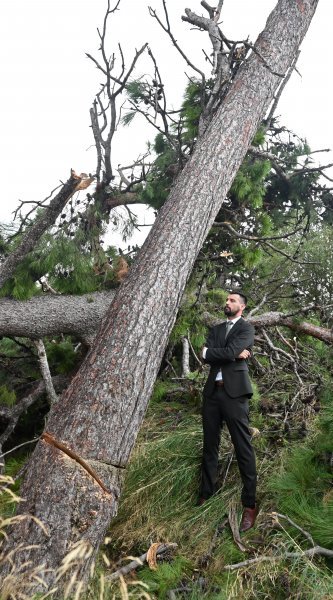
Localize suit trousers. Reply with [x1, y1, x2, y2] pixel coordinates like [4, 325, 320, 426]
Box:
[200, 385, 257, 507]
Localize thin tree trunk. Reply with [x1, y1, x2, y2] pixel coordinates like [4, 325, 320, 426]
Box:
[181, 337, 190, 377]
[33, 340, 58, 404]
[1, 0, 319, 594]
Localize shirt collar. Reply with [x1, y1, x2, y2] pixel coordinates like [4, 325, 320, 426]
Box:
[226, 316, 242, 325]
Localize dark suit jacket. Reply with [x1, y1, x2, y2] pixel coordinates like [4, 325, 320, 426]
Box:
[203, 318, 254, 399]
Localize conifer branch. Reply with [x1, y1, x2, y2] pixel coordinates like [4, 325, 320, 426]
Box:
[0, 174, 87, 290]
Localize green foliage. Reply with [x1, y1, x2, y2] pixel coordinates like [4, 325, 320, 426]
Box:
[0, 233, 100, 299]
[45, 339, 79, 374]
[0, 254, 42, 299]
[269, 391, 333, 548]
[230, 157, 271, 209]
[140, 134, 178, 210]
[111, 408, 239, 554]
[169, 302, 207, 353]
[181, 80, 203, 142]
[139, 557, 192, 599]
[252, 126, 266, 147]
[205, 289, 227, 304]
[121, 110, 136, 126]
[0, 385, 16, 407]
[125, 79, 149, 104]
[151, 380, 173, 403]
[39, 234, 98, 294]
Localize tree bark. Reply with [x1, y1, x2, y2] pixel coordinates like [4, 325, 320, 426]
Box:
[1, 0, 319, 594]
[0, 291, 115, 344]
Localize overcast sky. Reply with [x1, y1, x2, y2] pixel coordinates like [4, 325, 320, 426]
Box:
[0, 0, 331, 246]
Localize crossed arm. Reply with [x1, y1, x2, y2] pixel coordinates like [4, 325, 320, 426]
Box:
[203, 325, 254, 365]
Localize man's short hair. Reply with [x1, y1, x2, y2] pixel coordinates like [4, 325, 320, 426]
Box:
[230, 290, 247, 306]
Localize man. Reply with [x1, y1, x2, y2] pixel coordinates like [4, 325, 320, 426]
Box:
[199, 291, 257, 532]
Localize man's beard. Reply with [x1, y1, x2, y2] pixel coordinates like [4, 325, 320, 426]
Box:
[224, 306, 237, 317]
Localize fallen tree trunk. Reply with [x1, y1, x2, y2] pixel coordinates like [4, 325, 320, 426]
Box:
[0, 291, 115, 344]
[1, 294, 332, 345]
[202, 311, 333, 344]
[1, 0, 319, 595]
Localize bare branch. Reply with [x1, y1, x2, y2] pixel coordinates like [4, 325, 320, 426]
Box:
[224, 545, 333, 570]
[11, 183, 63, 235]
[213, 221, 304, 242]
[261, 329, 303, 385]
[213, 221, 317, 265]
[248, 293, 267, 317]
[264, 51, 300, 131]
[113, 44, 148, 99]
[0, 437, 40, 460]
[272, 512, 315, 547]
[106, 543, 178, 581]
[149, 3, 206, 89]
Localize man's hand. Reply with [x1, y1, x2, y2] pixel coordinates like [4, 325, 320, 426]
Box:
[237, 349, 251, 359]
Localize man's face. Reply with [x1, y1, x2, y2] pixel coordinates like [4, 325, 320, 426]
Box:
[224, 294, 245, 318]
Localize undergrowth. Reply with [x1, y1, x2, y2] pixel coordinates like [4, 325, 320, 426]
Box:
[102, 383, 333, 599]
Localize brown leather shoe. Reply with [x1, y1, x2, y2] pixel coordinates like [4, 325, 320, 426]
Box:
[240, 506, 258, 532]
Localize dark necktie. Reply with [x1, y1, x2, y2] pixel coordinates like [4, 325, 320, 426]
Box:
[225, 321, 233, 338]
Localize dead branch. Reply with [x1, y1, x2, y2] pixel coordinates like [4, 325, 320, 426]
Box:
[224, 545, 333, 570]
[213, 221, 317, 266]
[264, 50, 300, 131]
[181, 7, 230, 131]
[213, 221, 304, 242]
[87, 0, 147, 183]
[275, 326, 299, 359]
[271, 512, 315, 546]
[149, 2, 206, 90]
[187, 332, 203, 368]
[106, 543, 178, 581]
[261, 329, 303, 385]
[198, 517, 228, 568]
[0, 437, 40, 460]
[228, 500, 248, 553]
[12, 183, 63, 235]
[248, 294, 268, 317]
